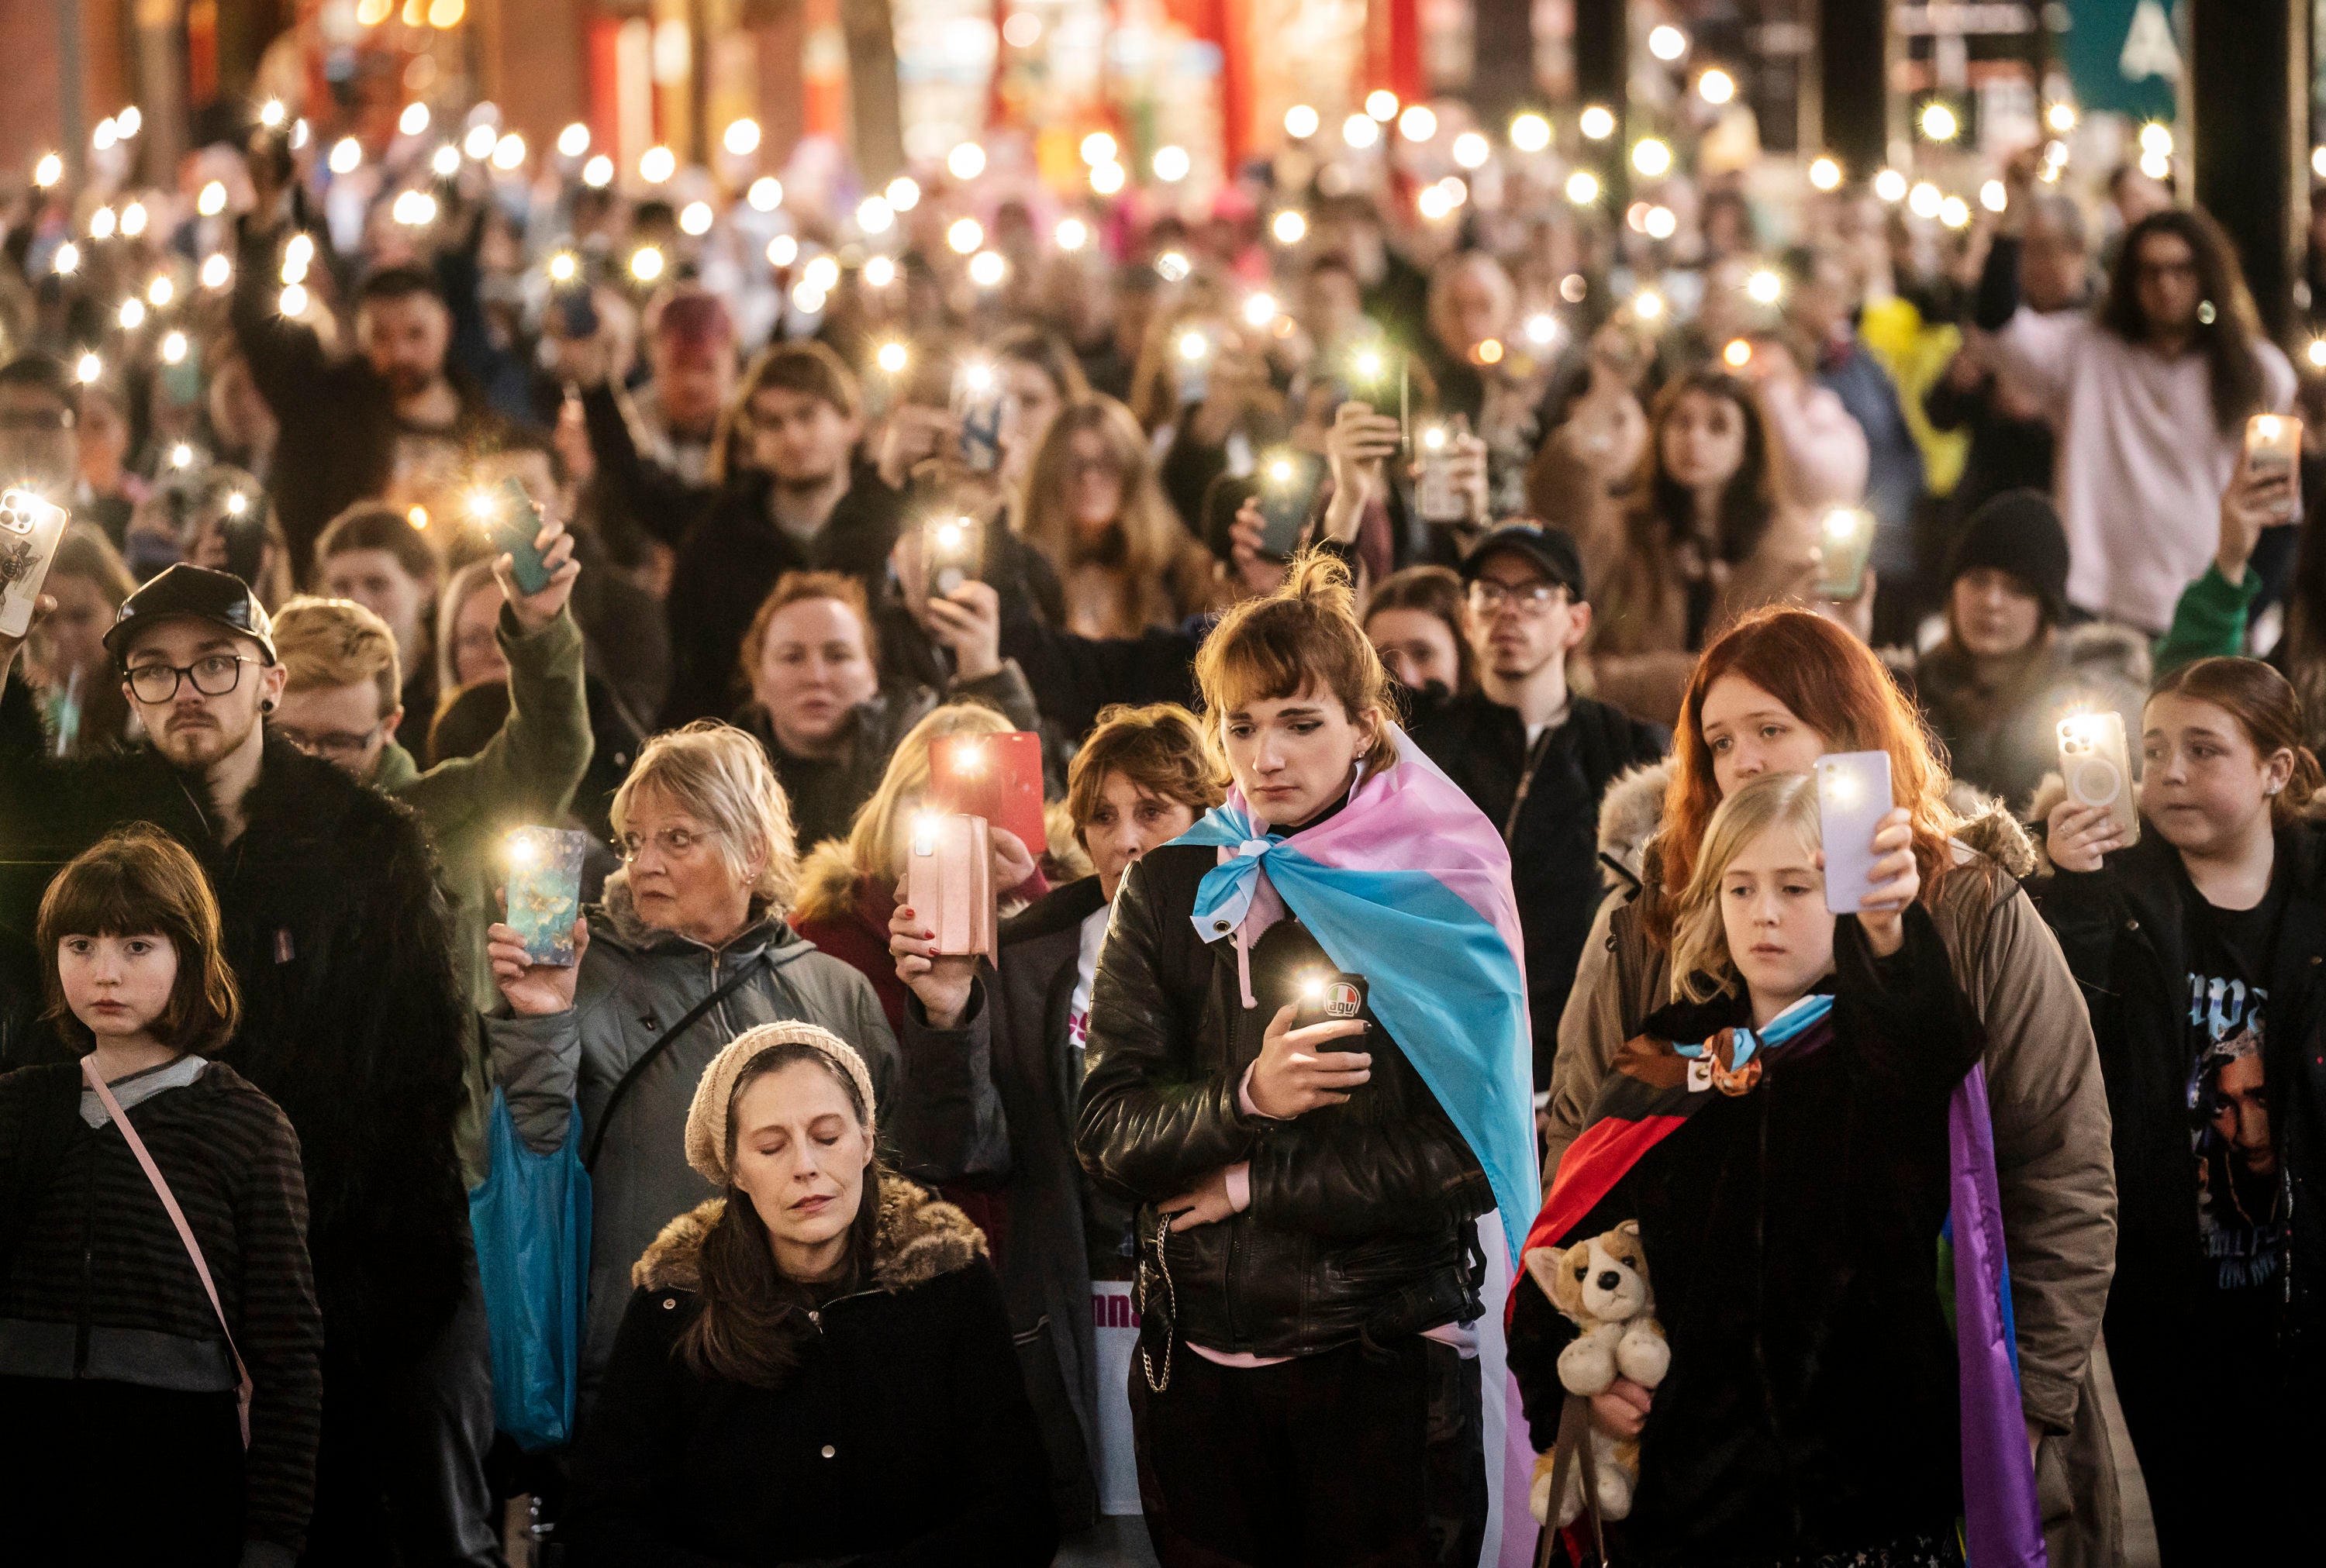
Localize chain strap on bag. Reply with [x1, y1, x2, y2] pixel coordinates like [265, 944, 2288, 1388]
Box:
[81, 1056, 254, 1449]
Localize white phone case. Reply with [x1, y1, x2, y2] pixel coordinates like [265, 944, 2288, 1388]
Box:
[0, 490, 71, 639]
[2057, 712, 2140, 847]
[1816, 750, 1894, 916]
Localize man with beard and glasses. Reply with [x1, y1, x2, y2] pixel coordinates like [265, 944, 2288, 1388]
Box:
[0, 567, 497, 1566]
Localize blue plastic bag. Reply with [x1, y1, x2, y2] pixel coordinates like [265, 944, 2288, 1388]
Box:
[468, 1087, 591, 1452]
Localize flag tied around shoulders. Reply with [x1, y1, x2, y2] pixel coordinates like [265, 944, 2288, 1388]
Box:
[1510, 994, 2045, 1568]
[1170, 727, 1537, 1266]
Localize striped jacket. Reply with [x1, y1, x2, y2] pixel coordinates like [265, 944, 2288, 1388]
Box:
[0, 1060, 323, 1556]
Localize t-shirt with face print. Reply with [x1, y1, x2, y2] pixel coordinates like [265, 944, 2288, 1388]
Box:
[2182, 863, 2291, 1304]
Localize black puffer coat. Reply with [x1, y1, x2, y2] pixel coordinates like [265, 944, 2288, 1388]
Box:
[1075, 843, 1492, 1359]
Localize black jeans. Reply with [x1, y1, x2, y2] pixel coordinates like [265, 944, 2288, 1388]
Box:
[1128, 1336, 1486, 1568]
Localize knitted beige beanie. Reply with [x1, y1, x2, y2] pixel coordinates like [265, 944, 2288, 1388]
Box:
[682, 1020, 879, 1185]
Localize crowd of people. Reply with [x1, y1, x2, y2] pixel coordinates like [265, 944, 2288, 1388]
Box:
[0, 85, 2321, 1568]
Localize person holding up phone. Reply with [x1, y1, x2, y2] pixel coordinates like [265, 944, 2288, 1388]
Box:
[1508, 770, 2012, 1567]
[2031, 657, 2326, 1565]
[1893, 489, 2150, 815]
[1077, 553, 1535, 1568]
[1544, 605, 2122, 1568]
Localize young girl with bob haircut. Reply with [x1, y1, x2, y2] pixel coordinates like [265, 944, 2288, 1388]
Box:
[0, 825, 323, 1566]
[1076, 552, 1536, 1566]
[1510, 770, 1988, 1566]
[2034, 656, 2326, 1565]
[1544, 606, 2120, 1565]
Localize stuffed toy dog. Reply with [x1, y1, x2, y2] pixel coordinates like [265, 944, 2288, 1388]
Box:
[1522, 1220, 1669, 1528]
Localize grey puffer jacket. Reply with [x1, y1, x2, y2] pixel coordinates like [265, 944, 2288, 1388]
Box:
[488, 870, 897, 1406]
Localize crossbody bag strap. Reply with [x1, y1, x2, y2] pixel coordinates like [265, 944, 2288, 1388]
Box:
[81, 1057, 253, 1450]
[1537, 1391, 1609, 1568]
[584, 950, 773, 1173]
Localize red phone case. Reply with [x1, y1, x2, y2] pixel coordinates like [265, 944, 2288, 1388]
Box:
[928, 732, 1045, 860]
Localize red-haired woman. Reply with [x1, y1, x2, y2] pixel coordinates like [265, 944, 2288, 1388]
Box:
[1544, 605, 2121, 1563]
[2031, 656, 2326, 1566]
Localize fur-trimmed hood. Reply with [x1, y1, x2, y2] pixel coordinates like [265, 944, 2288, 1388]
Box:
[632, 1177, 989, 1295]
[1596, 756, 2039, 891]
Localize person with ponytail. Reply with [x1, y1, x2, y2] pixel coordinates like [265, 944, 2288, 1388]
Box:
[1545, 605, 2122, 1566]
[2032, 656, 2326, 1565]
[564, 1022, 1056, 1566]
[1076, 550, 1534, 1566]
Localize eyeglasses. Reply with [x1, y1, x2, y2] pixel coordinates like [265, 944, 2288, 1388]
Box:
[1466, 579, 1568, 616]
[273, 720, 387, 763]
[125, 653, 257, 704]
[617, 825, 713, 863]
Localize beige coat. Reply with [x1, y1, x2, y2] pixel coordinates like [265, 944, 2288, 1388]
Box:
[1548, 768, 2124, 1565]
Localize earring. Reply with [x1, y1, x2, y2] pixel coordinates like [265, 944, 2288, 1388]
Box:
[261, 699, 276, 714]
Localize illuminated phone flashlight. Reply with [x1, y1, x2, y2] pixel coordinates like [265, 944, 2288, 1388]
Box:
[876, 340, 909, 375]
[1351, 347, 1385, 384]
[1724, 338, 1752, 369]
[1156, 250, 1191, 283]
[1301, 974, 1326, 1004]
[75, 352, 102, 385]
[1244, 292, 1278, 329]
[1475, 338, 1504, 365]
[1524, 313, 1558, 348]
[913, 813, 938, 857]
[33, 152, 62, 188]
[148, 275, 174, 307]
[934, 519, 967, 553]
[259, 99, 287, 129]
[225, 492, 248, 517]
[2257, 415, 2283, 443]
[1633, 290, 1665, 322]
[1056, 217, 1090, 253]
[506, 829, 538, 868]
[1822, 507, 1866, 543]
[547, 252, 578, 284]
[954, 739, 985, 773]
[1266, 455, 1296, 487]
[117, 298, 146, 331]
[1746, 268, 1782, 305]
[968, 250, 1006, 288]
[431, 143, 462, 179]
[121, 201, 148, 237]
[864, 257, 897, 288]
[53, 242, 79, 277]
[961, 362, 994, 394]
[160, 330, 188, 365]
[468, 490, 498, 524]
[1823, 762, 1860, 807]
[1272, 210, 1307, 245]
[1422, 425, 1448, 453]
[169, 443, 193, 469]
[1179, 329, 1210, 363]
[947, 218, 983, 256]
[630, 246, 664, 284]
[407, 505, 429, 531]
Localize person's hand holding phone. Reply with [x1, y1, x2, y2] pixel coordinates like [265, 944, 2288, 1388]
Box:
[1417, 429, 1489, 528]
[485, 915, 590, 1016]
[2045, 801, 2125, 875]
[554, 390, 597, 488]
[0, 594, 56, 680]
[2218, 456, 2294, 587]
[922, 577, 1003, 682]
[879, 405, 957, 490]
[986, 825, 1037, 897]
[493, 501, 582, 633]
[1248, 1002, 1372, 1118]
[889, 899, 977, 1029]
[1320, 400, 1402, 544]
[1834, 805, 1918, 956]
[1229, 498, 1291, 597]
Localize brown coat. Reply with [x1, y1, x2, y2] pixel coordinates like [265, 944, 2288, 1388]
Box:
[1561, 481, 1823, 726]
[1548, 769, 2125, 1564]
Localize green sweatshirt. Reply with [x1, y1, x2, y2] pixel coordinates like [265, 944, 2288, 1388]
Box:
[371, 605, 594, 1180]
[2152, 563, 2262, 679]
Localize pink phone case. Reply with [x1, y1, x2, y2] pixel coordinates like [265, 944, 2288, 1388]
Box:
[907, 813, 998, 963]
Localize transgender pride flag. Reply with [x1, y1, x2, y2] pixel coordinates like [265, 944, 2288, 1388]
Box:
[1174, 727, 1544, 1566]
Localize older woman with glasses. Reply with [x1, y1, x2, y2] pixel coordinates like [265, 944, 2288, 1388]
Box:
[485, 720, 896, 1412]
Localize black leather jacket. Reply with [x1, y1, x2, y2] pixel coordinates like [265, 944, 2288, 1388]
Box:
[1075, 843, 1492, 1359]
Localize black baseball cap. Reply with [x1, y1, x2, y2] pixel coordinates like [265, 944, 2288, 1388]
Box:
[104, 563, 278, 665]
[1458, 522, 1586, 601]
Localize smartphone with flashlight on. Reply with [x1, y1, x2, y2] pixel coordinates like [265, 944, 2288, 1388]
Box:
[952, 362, 1006, 474]
[503, 827, 588, 966]
[0, 488, 72, 639]
[1815, 750, 1893, 916]
[1814, 506, 1876, 601]
[2056, 711, 2140, 849]
[929, 730, 1045, 859]
[476, 477, 555, 594]
[1415, 415, 1470, 523]
[2245, 413, 2304, 522]
[921, 515, 982, 607]
[1253, 449, 1326, 558]
[906, 812, 999, 963]
[1173, 321, 1220, 405]
[1293, 968, 1371, 1028]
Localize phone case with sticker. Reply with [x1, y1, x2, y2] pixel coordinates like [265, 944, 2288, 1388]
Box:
[0, 489, 71, 639]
